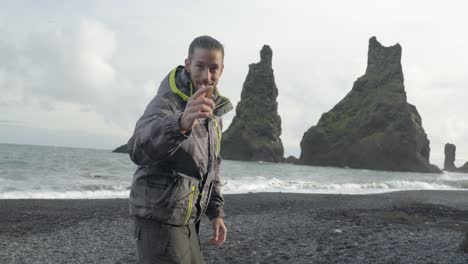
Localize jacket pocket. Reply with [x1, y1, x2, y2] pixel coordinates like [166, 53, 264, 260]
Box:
[165, 173, 200, 226]
[145, 174, 179, 208]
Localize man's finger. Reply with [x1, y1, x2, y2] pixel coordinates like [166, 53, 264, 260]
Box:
[187, 112, 212, 122]
[185, 103, 213, 115]
[186, 102, 213, 115]
[216, 227, 226, 246]
[191, 86, 212, 99]
[212, 225, 219, 241]
[197, 104, 213, 113]
[196, 97, 215, 109]
[189, 95, 215, 109]
[220, 228, 227, 242]
[188, 113, 211, 122]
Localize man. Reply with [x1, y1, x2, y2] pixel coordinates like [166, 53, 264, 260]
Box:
[128, 36, 233, 264]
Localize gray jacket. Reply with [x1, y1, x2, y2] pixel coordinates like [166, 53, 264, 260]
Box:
[128, 66, 233, 226]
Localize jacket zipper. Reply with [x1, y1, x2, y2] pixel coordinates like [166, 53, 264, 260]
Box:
[183, 185, 196, 225]
[210, 117, 222, 158]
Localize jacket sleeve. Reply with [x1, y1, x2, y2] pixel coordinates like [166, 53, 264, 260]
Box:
[205, 118, 225, 220]
[127, 95, 189, 167]
[205, 155, 225, 220]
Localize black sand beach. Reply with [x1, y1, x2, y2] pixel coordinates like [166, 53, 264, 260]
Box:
[1, 191, 468, 264]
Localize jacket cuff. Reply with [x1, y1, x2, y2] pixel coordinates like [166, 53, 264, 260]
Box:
[167, 112, 191, 140]
[206, 206, 225, 220]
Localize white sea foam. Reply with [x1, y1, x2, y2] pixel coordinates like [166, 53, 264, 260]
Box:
[222, 178, 462, 195]
[0, 179, 466, 199]
[439, 172, 468, 181]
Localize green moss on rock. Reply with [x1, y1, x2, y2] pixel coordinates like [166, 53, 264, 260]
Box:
[300, 37, 441, 173]
[221, 45, 284, 162]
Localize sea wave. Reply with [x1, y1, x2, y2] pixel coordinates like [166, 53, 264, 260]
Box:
[221, 178, 466, 194]
[3, 173, 468, 199]
[1, 179, 466, 199]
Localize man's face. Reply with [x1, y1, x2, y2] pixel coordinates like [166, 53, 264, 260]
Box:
[185, 48, 224, 96]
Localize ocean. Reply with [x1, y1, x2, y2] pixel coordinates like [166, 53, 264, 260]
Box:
[1, 143, 468, 199]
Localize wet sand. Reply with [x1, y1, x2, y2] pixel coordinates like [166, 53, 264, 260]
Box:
[1, 191, 468, 263]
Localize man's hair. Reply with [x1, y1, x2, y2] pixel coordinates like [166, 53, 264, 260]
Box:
[188, 36, 224, 61]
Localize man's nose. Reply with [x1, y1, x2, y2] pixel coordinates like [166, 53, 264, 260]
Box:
[201, 67, 211, 81]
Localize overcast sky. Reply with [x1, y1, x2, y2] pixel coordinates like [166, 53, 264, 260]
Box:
[1, 0, 467, 163]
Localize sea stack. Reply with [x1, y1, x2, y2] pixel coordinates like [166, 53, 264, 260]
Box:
[444, 143, 457, 171]
[221, 45, 284, 162]
[444, 143, 468, 173]
[300, 37, 441, 173]
[112, 144, 128, 154]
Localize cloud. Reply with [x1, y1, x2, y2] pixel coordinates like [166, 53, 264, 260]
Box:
[1, 1, 467, 158]
[0, 119, 24, 126]
[12, 19, 118, 104]
[79, 19, 116, 89]
[0, 19, 154, 138]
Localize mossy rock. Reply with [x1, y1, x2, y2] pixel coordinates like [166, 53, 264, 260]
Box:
[221, 45, 284, 162]
[300, 37, 440, 173]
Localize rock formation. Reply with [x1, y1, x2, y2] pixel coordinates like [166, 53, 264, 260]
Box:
[284, 156, 299, 164]
[221, 45, 284, 162]
[462, 163, 468, 172]
[112, 144, 128, 154]
[444, 143, 468, 173]
[300, 37, 440, 173]
[444, 143, 457, 171]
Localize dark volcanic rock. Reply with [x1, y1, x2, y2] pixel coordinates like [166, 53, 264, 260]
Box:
[112, 144, 128, 154]
[221, 45, 284, 162]
[300, 37, 441, 173]
[461, 163, 468, 172]
[444, 143, 457, 171]
[444, 143, 468, 173]
[284, 156, 299, 164]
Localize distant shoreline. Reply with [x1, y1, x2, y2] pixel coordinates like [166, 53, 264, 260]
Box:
[0, 142, 114, 151]
[2, 142, 468, 167]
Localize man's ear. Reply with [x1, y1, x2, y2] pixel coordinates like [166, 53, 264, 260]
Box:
[220, 63, 224, 75]
[184, 58, 190, 73]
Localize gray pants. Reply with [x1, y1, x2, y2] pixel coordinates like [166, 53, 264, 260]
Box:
[134, 217, 204, 264]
